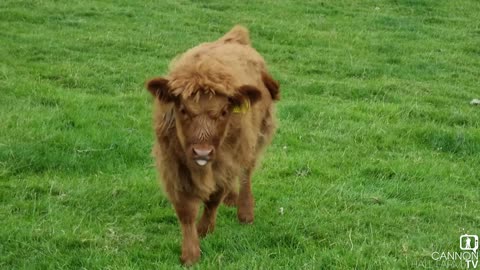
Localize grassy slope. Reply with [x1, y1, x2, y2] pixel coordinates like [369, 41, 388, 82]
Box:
[1, 0, 480, 269]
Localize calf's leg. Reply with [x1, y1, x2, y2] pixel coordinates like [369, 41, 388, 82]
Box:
[237, 169, 255, 224]
[173, 194, 201, 266]
[197, 189, 224, 237]
[222, 191, 238, 207]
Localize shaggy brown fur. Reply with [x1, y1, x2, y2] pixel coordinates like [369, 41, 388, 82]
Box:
[145, 25, 279, 265]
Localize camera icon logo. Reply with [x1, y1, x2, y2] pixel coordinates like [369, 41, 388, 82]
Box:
[460, 234, 479, 253]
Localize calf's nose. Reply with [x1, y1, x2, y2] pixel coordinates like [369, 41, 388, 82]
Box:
[193, 146, 213, 157]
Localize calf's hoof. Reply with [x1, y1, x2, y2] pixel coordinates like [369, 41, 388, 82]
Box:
[180, 246, 200, 266]
[237, 210, 254, 224]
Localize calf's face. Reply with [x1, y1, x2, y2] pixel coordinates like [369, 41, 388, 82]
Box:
[146, 77, 260, 167]
[175, 94, 231, 166]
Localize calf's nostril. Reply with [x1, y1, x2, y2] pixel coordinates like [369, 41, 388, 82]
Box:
[193, 148, 212, 157]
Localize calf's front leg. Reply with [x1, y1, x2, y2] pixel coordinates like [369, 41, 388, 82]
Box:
[238, 168, 255, 224]
[173, 194, 201, 266]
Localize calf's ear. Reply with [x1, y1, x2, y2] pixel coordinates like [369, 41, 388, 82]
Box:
[230, 85, 262, 107]
[261, 71, 280, 101]
[145, 77, 175, 103]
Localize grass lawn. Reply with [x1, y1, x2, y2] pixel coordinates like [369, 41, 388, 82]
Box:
[1, 0, 480, 269]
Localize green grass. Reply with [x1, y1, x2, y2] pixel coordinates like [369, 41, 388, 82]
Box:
[1, 0, 480, 269]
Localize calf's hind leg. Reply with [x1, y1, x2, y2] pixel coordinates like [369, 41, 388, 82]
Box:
[222, 191, 238, 207]
[197, 189, 225, 237]
[173, 194, 201, 266]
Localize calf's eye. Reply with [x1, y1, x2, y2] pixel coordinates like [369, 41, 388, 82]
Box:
[221, 109, 228, 117]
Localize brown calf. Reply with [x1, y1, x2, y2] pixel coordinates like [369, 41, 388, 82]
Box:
[145, 25, 279, 265]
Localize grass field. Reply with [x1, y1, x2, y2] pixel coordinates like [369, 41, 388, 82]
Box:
[1, 0, 480, 269]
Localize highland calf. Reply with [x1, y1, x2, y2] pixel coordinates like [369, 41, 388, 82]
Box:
[146, 25, 279, 265]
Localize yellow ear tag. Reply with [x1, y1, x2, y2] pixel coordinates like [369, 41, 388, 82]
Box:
[232, 99, 250, 113]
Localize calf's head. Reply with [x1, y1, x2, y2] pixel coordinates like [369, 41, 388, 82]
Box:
[146, 77, 261, 167]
